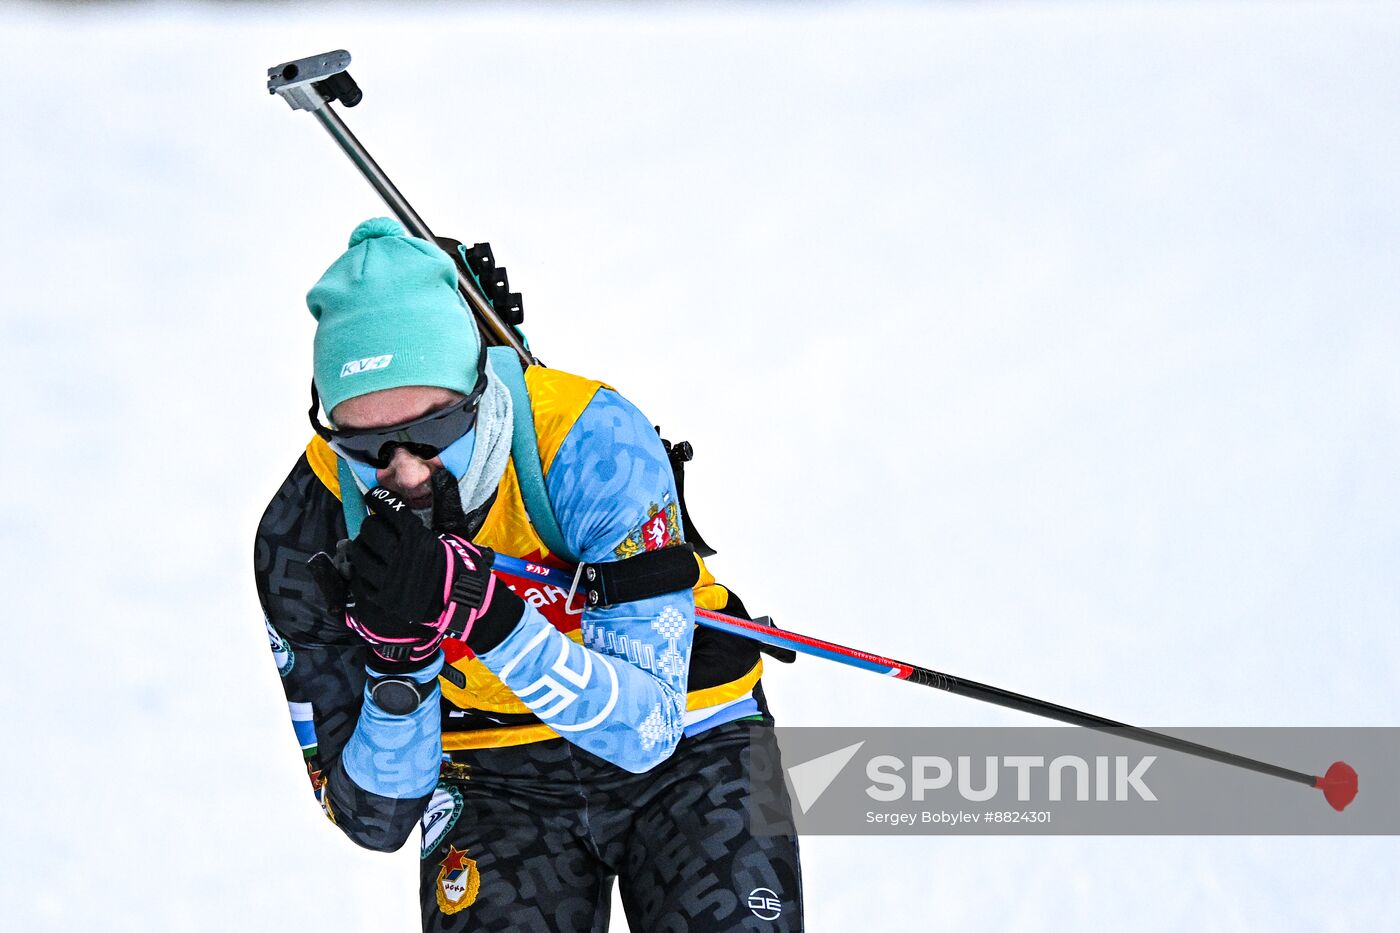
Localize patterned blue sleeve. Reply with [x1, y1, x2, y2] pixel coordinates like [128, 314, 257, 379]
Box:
[475, 389, 692, 773]
[340, 653, 444, 798]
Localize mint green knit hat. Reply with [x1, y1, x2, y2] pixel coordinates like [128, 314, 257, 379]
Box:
[307, 217, 480, 419]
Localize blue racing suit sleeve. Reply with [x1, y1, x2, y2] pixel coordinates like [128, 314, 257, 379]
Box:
[255, 456, 441, 853]
[339, 653, 444, 799]
[475, 389, 693, 772]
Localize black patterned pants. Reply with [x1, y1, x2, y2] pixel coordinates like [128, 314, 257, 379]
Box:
[420, 719, 803, 932]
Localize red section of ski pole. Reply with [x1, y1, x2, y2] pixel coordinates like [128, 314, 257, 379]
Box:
[694, 607, 913, 676]
[1315, 761, 1359, 812]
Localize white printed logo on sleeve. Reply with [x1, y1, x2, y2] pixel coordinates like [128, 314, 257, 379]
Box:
[265, 616, 294, 677]
[420, 783, 465, 859]
[341, 354, 393, 377]
[497, 629, 620, 733]
[747, 888, 783, 921]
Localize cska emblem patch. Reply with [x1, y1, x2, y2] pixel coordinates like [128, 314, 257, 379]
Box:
[435, 845, 481, 915]
[305, 761, 334, 824]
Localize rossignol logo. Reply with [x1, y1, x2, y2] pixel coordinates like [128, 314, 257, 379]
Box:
[341, 354, 393, 377]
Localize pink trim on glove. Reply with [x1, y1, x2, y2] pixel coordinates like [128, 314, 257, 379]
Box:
[343, 609, 445, 665]
[440, 538, 457, 608]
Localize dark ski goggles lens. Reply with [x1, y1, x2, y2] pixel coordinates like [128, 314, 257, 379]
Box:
[326, 395, 479, 468]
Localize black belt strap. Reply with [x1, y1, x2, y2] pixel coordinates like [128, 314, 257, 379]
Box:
[576, 544, 701, 609]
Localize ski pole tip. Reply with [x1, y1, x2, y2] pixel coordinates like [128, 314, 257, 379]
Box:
[1314, 760, 1358, 812]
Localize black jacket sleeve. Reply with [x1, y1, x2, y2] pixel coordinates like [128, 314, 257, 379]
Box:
[253, 454, 432, 852]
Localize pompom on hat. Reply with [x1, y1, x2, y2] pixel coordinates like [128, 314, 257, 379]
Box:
[307, 217, 481, 419]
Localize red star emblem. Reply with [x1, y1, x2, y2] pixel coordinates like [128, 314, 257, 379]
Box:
[441, 845, 470, 872]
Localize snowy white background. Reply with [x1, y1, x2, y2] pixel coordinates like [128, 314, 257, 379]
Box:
[2, 1, 1397, 930]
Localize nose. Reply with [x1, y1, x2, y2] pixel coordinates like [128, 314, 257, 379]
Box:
[378, 445, 434, 496]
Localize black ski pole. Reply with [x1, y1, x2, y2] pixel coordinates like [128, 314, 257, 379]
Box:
[691, 606, 1359, 812]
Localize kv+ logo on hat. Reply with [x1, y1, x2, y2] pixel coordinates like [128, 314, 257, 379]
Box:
[307, 217, 481, 420]
[340, 354, 394, 378]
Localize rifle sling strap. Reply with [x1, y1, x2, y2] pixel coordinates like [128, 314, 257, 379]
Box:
[490, 346, 703, 608]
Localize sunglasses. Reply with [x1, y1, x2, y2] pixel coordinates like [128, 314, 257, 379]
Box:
[309, 342, 487, 469]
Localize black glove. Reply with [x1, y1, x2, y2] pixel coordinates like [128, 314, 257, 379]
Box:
[347, 478, 523, 657]
[308, 538, 447, 674]
[347, 487, 454, 623]
[721, 591, 796, 664]
[429, 468, 495, 537]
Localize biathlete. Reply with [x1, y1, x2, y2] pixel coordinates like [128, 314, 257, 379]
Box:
[254, 218, 803, 932]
